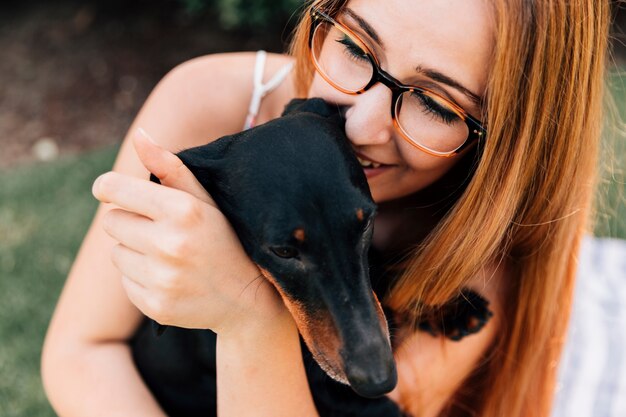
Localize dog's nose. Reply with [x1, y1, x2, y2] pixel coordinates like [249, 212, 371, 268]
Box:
[344, 347, 397, 398]
[339, 311, 397, 398]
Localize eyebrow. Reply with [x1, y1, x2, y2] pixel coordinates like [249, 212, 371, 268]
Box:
[416, 66, 483, 107]
[343, 8, 483, 107]
[343, 8, 385, 49]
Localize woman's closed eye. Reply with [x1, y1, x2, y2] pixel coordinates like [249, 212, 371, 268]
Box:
[337, 35, 369, 62]
[336, 34, 462, 126]
[413, 92, 461, 125]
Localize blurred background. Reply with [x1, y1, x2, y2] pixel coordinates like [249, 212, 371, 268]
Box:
[0, 1, 625, 416]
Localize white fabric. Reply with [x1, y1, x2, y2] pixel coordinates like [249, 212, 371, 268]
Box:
[553, 237, 626, 417]
[243, 50, 294, 130]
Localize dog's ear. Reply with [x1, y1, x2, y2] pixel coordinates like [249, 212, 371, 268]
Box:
[162, 135, 235, 192]
[281, 97, 339, 118]
[148, 135, 232, 186]
[177, 135, 231, 168]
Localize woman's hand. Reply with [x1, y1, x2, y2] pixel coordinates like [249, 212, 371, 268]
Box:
[92, 128, 286, 336]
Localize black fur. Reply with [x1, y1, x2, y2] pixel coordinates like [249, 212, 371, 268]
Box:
[149, 98, 396, 398]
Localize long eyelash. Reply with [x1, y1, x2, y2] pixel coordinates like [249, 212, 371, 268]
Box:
[415, 93, 459, 125]
[335, 36, 369, 63]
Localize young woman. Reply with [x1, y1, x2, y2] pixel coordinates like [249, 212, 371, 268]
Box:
[41, 0, 611, 416]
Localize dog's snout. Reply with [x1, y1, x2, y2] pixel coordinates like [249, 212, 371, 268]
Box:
[327, 286, 397, 397]
[344, 344, 397, 398]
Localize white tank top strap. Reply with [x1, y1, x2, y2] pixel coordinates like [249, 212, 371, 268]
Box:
[243, 50, 294, 130]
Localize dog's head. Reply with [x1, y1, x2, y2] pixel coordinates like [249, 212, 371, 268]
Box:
[175, 98, 396, 397]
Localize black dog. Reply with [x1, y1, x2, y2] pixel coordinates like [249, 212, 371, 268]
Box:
[149, 98, 396, 399]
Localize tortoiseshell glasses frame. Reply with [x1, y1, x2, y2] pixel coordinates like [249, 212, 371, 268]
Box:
[308, 7, 487, 157]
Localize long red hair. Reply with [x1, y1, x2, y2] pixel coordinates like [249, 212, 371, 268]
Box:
[288, 1, 610, 416]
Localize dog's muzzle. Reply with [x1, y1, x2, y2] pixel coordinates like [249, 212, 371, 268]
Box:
[262, 265, 397, 398]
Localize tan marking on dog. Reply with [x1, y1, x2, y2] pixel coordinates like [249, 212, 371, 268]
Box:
[293, 228, 305, 242]
[372, 291, 392, 342]
[356, 208, 364, 221]
[257, 265, 346, 383]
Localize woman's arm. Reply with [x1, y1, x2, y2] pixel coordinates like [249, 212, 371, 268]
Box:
[92, 127, 319, 416]
[42, 52, 312, 416]
[217, 308, 319, 417]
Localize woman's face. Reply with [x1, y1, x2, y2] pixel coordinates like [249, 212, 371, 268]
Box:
[307, 0, 494, 203]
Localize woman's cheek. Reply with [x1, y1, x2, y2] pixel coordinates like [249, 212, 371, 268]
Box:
[307, 76, 350, 104]
[366, 158, 459, 203]
[382, 146, 475, 200]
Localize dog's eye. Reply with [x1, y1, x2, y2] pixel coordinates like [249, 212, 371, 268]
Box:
[270, 246, 299, 259]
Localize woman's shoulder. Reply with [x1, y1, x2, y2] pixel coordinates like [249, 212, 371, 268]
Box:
[148, 51, 297, 150]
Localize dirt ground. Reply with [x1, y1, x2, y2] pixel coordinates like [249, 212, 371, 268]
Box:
[1, 1, 625, 171]
[0, 0, 288, 170]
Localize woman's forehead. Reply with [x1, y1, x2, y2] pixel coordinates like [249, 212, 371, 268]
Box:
[343, 0, 495, 100]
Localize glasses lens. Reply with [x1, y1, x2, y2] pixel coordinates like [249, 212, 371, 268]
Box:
[310, 13, 472, 156]
[396, 91, 469, 154]
[311, 20, 373, 93]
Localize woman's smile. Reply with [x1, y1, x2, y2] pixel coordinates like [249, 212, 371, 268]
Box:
[354, 150, 397, 179]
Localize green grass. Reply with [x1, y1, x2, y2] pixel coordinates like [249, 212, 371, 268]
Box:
[595, 71, 626, 238]
[0, 145, 118, 417]
[0, 74, 624, 416]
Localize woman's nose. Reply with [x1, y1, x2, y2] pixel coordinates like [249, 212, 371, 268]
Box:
[344, 83, 395, 147]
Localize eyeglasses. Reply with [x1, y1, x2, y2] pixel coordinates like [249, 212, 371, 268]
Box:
[308, 7, 487, 157]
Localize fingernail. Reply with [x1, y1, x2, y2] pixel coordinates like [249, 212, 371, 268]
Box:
[92, 174, 104, 196]
[137, 127, 157, 145]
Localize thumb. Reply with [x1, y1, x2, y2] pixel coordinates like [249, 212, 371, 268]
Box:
[132, 128, 216, 206]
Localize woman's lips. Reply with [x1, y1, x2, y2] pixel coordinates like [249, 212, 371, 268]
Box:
[362, 165, 393, 179]
[354, 151, 395, 179]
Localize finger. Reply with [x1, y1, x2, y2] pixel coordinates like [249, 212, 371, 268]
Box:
[93, 171, 195, 221]
[120, 274, 156, 319]
[102, 208, 154, 254]
[133, 128, 217, 207]
[115, 248, 173, 325]
[110, 243, 153, 289]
